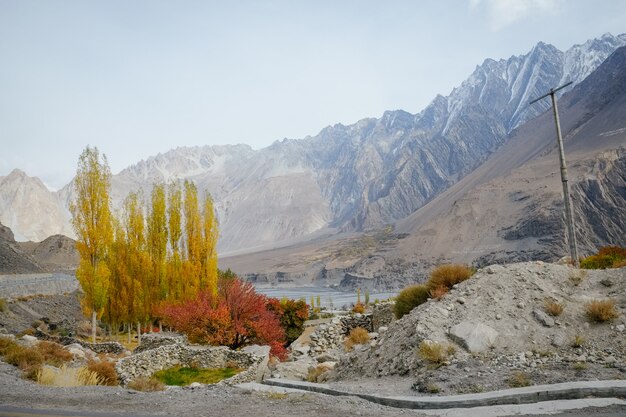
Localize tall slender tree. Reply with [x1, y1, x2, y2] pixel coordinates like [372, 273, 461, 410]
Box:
[70, 147, 113, 343]
[183, 181, 202, 298]
[167, 182, 183, 301]
[148, 183, 168, 306]
[201, 193, 219, 297]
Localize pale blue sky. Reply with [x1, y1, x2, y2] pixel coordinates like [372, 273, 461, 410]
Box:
[1, 0, 625, 189]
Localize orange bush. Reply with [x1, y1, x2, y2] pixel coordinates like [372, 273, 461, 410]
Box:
[37, 341, 73, 366]
[352, 302, 366, 314]
[87, 359, 119, 386]
[428, 264, 472, 290]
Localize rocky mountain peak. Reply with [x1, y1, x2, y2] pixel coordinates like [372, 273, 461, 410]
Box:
[1, 34, 624, 254]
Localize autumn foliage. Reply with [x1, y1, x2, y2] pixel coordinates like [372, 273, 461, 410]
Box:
[70, 146, 221, 340]
[159, 278, 287, 358]
[266, 298, 309, 344]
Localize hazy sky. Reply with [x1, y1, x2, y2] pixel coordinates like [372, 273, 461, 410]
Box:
[1, 0, 625, 190]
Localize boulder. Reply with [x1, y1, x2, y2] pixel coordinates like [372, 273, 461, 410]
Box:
[21, 335, 38, 346]
[533, 309, 555, 327]
[315, 352, 339, 363]
[449, 321, 498, 353]
[241, 345, 271, 382]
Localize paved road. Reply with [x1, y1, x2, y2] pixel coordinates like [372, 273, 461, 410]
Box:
[1, 403, 625, 417]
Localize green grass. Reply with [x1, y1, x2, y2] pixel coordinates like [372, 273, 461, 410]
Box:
[153, 366, 242, 386]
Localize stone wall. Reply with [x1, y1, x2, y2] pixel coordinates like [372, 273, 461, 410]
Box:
[371, 303, 394, 331]
[116, 343, 270, 386]
[133, 333, 187, 354]
[308, 314, 375, 354]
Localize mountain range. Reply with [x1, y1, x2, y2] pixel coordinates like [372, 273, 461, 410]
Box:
[1, 33, 625, 287]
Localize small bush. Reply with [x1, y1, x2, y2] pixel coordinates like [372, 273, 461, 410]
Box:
[128, 376, 165, 392]
[37, 341, 73, 366]
[508, 371, 532, 388]
[0, 337, 18, 356]
[569, 270, 587, 286]
[580, 246, 626, 269]
[585, 299, 619, 322]
[351, 302, 365, 314]
[543, 299, 565, 317]
[344, 327, 370, 351]
[418, 341, 454, 365]
[352, 303, 365, 314]
[393, 284, 430, 319]
[427, 264, 472, 290]
[0, 298, 7, 312]
[4, 345, 44, 372]
[306, 364, 331, 383]
[572, 362, 587, 372]
[429, 285, 448, 301]
[571, 334, 585, 348]
[87, 360, 119, 386]
[37, 365, 103, 387]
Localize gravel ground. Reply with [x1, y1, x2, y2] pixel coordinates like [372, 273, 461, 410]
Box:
[0, 362, 425, 417]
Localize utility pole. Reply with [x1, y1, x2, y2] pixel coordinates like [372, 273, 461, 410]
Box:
[530, 81, 579, 267]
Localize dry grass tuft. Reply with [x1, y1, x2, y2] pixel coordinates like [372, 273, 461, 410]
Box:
[128, 376, 165, 392]
[0, 337, 19, 356]
[37, 365, 104, 387]
[428, 264, 472, 290]
[37, 341, 73, 366]
[4, 345, 44, 374]
[507, 371, 532, 388]
[543, 299, 565, 317]
[417, 341, 454, 365]
[0, 298, 7, 312]
[585, 299, 619, 323]
[344, 327, 370, 351]
[429, 285, 449, 301]
[306, 364, 331, 382]
[87, 359, 119, 386]
[351, 302, 365, 314]
[568, 270, 587, 286]
[571, 334, 585, 348]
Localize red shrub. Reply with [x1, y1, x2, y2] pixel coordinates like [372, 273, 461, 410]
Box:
[159, 278, 286, 356]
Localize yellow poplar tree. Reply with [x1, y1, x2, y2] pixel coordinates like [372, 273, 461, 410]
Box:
[70, 146, 113, 343]
[148, 183, 168, 306]
[167, 182, 183, 301]
[123, 191, 151, 339]
[183, 181, 202, 298]
[201, 193, 218, 297]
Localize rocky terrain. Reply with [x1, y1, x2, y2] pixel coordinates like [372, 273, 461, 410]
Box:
[0, 291, 83, 335]
[0, 221, 78, 274]
[0, 221, 43, 274]
[0, 261, 624, 416]
[17, 233, 78, 273]
[329, 262, 625, 395]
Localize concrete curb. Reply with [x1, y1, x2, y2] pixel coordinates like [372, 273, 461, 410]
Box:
[262, 378, 626, 410]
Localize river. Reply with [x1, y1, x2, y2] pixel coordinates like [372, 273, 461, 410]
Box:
[254, 286, 397, 309]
